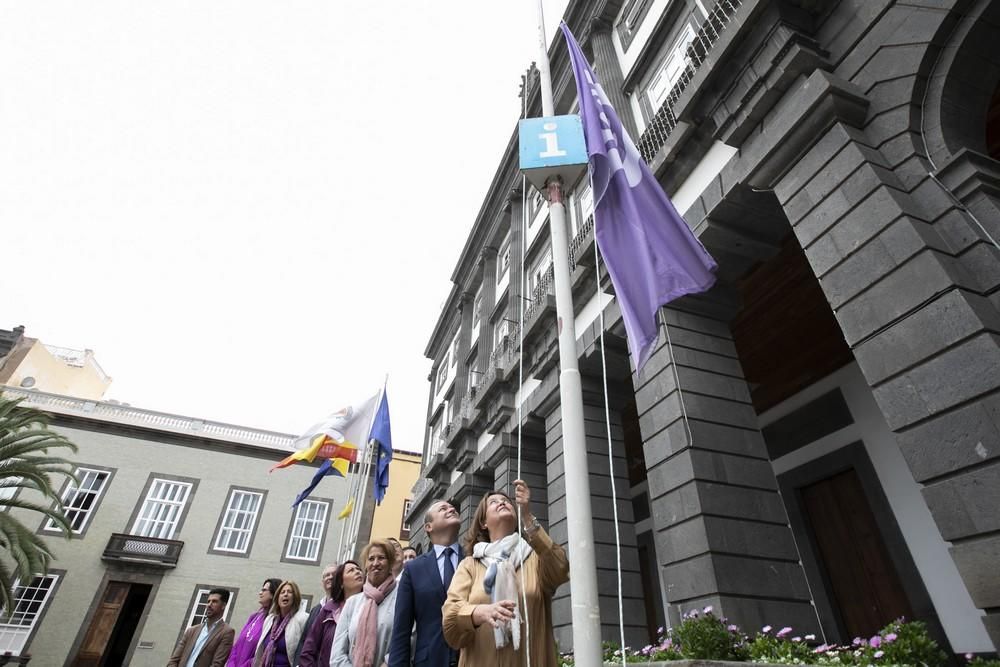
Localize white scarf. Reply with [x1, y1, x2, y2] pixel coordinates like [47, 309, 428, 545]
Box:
[473, 533, 534, 650]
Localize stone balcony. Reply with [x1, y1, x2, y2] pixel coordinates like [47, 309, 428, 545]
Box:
[102, 533, 183, 568]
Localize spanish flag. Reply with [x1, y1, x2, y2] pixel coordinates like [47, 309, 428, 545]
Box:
[270, 435, 359, 472]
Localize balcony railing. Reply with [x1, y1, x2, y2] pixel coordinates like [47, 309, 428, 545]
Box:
[636, 0, 744, 164]
[523, 266, 555, 325]
[569, 215, 595, 272]
[1, 387, 296, 450]
[103, 533, 183, 568]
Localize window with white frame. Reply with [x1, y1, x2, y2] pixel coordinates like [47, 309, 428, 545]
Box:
[185, 587, 235, 627]
[213, 489, 264, 554]
[528, 189, 545, 224]
[428, 421, 442, 459]
[44, 468, 110, 534]
[450, 333, 460, 367]
[528, 246, 554, 298]
[471, 287, 483, 333]
[400, 499, 412, 539]
[0, 574, 59, 655]
[285, 499, 329, 562]
[131, 478, 193, 540]
[0, 477, 21, 507]
[496, 235, 512, 284]
[445, 398, 455, 427]
[616, 0, 654, 49]
[645, 22, 697, 112]
[494, 318, 511, 348]
[435, 357, 449, 393]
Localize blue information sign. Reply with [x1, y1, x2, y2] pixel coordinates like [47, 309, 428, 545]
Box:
[518, 115, 589, 191]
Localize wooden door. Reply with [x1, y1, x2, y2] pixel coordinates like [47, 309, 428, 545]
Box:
[801, 469, 913, 640]
[72, 581, 130, 667]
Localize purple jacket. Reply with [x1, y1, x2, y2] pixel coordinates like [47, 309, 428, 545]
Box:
[297, 599, 342, 667]
[227, 609, 266, 667]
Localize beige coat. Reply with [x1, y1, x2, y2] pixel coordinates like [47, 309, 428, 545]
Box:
[442, 527, 569, 667]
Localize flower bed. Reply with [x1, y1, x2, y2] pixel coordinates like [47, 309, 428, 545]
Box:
[557, 606, 999, 666]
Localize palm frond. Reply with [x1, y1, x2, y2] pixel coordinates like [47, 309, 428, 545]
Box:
[0, 392, 80, 610]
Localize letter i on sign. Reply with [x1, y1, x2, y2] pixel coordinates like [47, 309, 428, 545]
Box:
[538, 122, 568, 158]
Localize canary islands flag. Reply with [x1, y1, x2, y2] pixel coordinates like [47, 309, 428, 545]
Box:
[270, 395, 376, 473]
[370, 389, 392, 505]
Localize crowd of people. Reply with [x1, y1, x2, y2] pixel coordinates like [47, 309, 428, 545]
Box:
[167, 479, 569, 667]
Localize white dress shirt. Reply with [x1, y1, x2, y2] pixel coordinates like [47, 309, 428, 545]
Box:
[432, 542, 461, 584]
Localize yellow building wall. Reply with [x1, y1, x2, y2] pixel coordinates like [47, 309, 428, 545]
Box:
[370, 451, 422, 546]
[4, 341, 111, 400]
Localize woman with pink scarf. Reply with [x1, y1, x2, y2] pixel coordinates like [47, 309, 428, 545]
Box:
[331, 539, 399, 667]
[227, 578, 282, 667]
[252, 580, 309, 667]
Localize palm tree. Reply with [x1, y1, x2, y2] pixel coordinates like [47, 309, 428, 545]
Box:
[0, 392, 77, 612]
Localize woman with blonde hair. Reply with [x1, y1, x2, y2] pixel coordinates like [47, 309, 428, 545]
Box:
[252, 580, 309, 667]
[442, 479, 569, 667]
[331, 538, 399, 667]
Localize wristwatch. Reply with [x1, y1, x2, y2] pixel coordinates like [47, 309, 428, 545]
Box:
[523, 516, 541, 534]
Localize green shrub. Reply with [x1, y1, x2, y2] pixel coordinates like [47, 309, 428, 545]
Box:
[669, 606, 747, 661]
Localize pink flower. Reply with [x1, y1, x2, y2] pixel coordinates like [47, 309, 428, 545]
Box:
[703, 605, 713, 614]
[657, 626, 664, 635]
[884, 633, 897, 643]
[813, 644, 829, 653]
[874, 650, 884, 658]
[966, 654, 974, 661]
[870, 635, 882, 648]
[776, 627, 793, 638]
[762, 625, 772, 634]
[852, 637, 863, 646]
[727, 625, 738, 632]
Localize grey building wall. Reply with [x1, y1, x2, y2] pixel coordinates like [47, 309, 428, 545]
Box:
[413, 0, 1000, 653]
[11, 417, 347, 666]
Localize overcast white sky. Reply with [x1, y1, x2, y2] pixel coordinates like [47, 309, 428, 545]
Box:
[0, 1, 570, 453]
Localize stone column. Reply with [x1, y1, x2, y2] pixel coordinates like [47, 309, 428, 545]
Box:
[507, 185, 526, 326]
[766, 118, 1000, 649]
[545, 388, 648, 650]
[634, 299, 819, 633]
[476, 249, 499, 377]
[589, 18, 640, 140]
[454, 292, 473, 403]
[492, 432, 549, 528]
[452, 473, 494, 539]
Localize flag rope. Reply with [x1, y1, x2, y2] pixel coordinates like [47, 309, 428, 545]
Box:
[515, 67, 533, 667]
[594, 234, 627, 667]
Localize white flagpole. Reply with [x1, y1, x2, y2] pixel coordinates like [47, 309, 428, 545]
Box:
[337, 456, 364, 561]
[533, 2, 603, 665]
[344, 378, 388, 559]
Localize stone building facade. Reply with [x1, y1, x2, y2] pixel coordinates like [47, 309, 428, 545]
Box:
[408, 0, 1000, 656]
[0, 387, 348, 665]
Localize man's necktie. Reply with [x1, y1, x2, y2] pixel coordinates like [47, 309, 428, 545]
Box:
[442, 547, 455, 591]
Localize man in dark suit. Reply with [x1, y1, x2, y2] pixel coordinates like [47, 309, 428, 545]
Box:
[167, 588, 235, 667]
[389, 500, 461, 667]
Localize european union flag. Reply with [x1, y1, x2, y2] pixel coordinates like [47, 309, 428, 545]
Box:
[370, 389, 393, 505]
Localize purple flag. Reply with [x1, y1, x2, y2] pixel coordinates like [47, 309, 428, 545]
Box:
[560, 23, 717, 371]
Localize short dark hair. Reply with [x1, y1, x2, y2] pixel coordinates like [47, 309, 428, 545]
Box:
[402, 546, 418, 555]
[263, 578, 283, 597]
[330, 560, 360, 603]
[208, 588, 230, 604]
